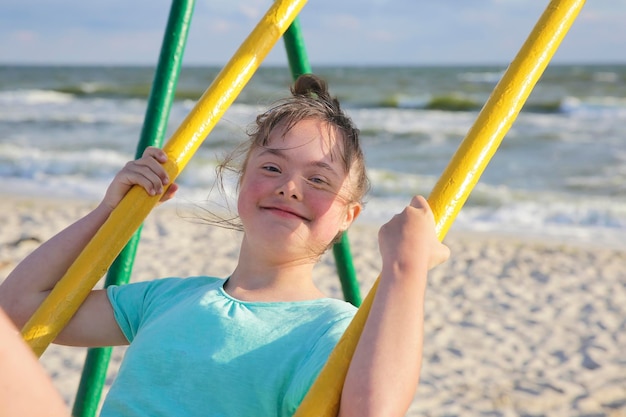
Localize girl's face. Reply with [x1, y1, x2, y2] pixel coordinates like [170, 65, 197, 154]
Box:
[237, 118, 361, 259]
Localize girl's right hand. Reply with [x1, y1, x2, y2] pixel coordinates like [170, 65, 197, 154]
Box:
[101, 147, 178, 211]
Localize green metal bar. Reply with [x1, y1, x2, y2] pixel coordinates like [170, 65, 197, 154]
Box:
[282, 18, 311, 77]
[71, 0, 195, 415]
[282, 17, 363, 307]
[331, 233, 362, 306]
[72, 348, 112, 417]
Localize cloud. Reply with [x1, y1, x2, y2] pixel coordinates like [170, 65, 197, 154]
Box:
[237, 3, 263, 20]
[207, 19, 236, 34]
[325, 14, 361, 31]
[10, 30, 38, 43]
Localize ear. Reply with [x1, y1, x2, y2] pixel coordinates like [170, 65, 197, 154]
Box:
[339, 202, 362, 232]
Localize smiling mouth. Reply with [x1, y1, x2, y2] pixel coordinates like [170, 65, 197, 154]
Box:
[262, 206, 309, 221]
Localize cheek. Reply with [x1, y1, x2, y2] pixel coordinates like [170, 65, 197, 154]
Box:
[237, 181, 259, 220]
[312, 198, 349, 229]
[237, 176, 275, 224]
[236, 191, 246, 219]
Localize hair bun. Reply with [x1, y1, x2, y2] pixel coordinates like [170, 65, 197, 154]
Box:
[291, 73, 342, 112]
[291, 74, 331, 100]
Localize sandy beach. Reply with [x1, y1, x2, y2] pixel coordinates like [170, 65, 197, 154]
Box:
[1, 194, 625, 416]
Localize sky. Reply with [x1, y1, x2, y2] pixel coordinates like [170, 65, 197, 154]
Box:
[1, 0, 625, 66]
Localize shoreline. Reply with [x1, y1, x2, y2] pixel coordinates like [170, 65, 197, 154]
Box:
[1, 194, 625, 416]
[3, 189, 624, 254]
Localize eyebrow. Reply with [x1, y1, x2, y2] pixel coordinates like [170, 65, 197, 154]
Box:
[259, 147, 342, 177]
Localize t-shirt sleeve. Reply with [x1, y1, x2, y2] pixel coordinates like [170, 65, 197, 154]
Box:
[282, 309, 355, 415]
[106, 278, 184, 343]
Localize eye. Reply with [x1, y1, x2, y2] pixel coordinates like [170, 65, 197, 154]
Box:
[307, 176, 331, 189]
[310, 176, 328, 185]
[261, 164, 281, 174]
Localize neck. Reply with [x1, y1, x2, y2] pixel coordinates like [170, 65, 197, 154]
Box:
[225, 238, 325, 302]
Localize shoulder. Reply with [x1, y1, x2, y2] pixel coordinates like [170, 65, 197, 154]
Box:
[313, 298, 357, 323]
[107, 276, 225, 310]
[296, 298, 357, 340]
[109, 275, 223, 293]
[106, 276, 226, 342]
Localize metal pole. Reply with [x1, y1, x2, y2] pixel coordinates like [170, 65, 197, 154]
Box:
[332, 233, 362, 306]
[283, 17, 311, 78]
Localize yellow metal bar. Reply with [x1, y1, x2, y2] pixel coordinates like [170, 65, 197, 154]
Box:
[294, 0, 585, 415]
[22, 0, 308, 357]
[430, 0, 585, 238]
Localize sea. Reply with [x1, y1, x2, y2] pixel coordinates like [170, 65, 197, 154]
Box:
[1, 64, 625, 248]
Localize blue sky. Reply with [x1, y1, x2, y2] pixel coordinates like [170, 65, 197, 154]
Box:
[1, 0, 624, 66]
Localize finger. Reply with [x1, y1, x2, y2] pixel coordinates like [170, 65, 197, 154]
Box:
[429, 243, 451, 270]
[142, 146, 168, 163]
[410, 195, 428, 209]
[159, 183, 179, 202]
[133, 155, 170, 185]
[121, 163, 166, 196]
[440, 243, 451, 262]
[409, 195, 435, 222]
[438, 243, 451, 265]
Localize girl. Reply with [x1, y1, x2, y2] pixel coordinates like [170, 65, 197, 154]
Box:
[0, 74, 449, 416]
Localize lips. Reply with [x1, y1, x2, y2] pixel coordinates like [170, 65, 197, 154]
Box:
[261, 204, 309, 221]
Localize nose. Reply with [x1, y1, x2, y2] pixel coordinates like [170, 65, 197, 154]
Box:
[276, 177, 302, 200]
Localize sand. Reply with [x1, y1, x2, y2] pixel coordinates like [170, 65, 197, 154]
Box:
[1, 194, 625, 416]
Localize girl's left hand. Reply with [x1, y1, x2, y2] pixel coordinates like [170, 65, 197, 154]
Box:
[378, 195, 450, 277]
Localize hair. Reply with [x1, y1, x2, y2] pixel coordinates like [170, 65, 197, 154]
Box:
[204, 74, 370, 238]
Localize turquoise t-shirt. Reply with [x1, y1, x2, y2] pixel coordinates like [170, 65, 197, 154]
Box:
[101, 276, 356, 417]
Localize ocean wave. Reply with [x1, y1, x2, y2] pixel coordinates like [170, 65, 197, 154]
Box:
[0, 89, 74, 104]
[457, 70, 504, 84]
[56, 84, 207, 101]
[0, 89, 147, 125]
[377, 93, 481, 111]
[361, 189, 626, 249]
[0, 82, 204, 102]
[0, 144, 130, 178]
[352, 107, 475, 138]
[455, 197, 626, 245]
[373, 92, 626, 116]
[560, 96, 626, 117]
[4, 88, 626, 121]
[458, 68, 624, 86]
[0, 111, 144, 126]
[591, 71, 620, 83]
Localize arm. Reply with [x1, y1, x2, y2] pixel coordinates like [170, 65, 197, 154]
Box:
[0, 147, 177, 347]
[339, 195, 450, 417]
[0, 307, 69, 417]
